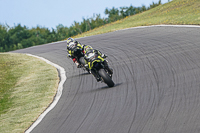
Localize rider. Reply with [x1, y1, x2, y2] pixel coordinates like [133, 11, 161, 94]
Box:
[66, 37, 86, 68]
[84, 45, 113, 82]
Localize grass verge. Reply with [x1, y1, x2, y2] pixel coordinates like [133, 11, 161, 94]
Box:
[0, 53, 59, 133]
[73, 0, 200, 38]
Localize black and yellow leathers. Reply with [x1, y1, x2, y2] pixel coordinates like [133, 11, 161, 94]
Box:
[84, 49, 113, 81]
[84, 49, 105, 69]
[67, 40, 85, 67]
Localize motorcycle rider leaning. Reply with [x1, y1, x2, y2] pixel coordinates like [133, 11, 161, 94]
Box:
[84, 45, 113, 82]
[66, 37, 86, 68]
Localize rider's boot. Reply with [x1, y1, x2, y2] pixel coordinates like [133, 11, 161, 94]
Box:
[75, 61, 81, 68]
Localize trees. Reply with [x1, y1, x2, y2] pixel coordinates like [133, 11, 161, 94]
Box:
[105, 7, 121, 22]
[148, 0, 162, 9]
[0, 24, 59, 52]
[105, 0, 161, 22]
[0, 0, 162, 52]
[8, 24, 32, 49]
[0, 25, 8, 52]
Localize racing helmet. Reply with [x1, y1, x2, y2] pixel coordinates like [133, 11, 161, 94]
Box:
[66, 38, 76, 50]
[84, 45, 93, 54]
[68, 41, 77, 50]
[66, 37, 74, 44]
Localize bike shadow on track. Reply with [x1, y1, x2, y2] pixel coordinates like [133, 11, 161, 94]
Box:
[67, 72, 90, 79]
[81, 82, 123, 94]
[99, 82, 123, 89]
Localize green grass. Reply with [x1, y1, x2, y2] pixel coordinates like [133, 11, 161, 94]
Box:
[73, 0, 200, 38]
[0, 55, 16, 115]
[0, 53, 59, 133]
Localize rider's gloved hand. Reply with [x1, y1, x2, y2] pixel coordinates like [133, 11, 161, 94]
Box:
[101, 54, 107, 58]
[85, 64, 89, 68]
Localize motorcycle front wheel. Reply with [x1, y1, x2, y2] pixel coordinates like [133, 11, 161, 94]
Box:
[98, 69, 115, 87]
[79, 57, 86, 66]
[79, 57, 91, 74]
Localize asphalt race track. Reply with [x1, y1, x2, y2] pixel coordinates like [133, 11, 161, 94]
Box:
[14, 26, 200, 133]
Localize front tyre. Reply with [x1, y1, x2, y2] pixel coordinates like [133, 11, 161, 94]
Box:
[79, 57, 91, 73]
[98, 69, 115, 87]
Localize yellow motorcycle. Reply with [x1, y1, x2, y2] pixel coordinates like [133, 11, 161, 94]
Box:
[85, 52, 114, 87]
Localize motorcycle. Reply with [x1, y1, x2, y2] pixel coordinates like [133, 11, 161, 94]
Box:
[67, 42, 91, 73]
[85, 52, 115, 87]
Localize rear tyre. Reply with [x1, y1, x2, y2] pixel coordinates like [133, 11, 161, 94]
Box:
[98, 69, 114, 87]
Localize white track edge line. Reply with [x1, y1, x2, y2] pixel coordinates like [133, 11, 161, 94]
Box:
[25, 54, 66, 133]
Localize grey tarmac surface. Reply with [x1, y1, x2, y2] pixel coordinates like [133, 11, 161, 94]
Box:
[14, 26, 200, 133]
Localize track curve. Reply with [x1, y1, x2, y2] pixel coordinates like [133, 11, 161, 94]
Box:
[14, 26, 200, 133]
